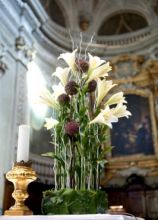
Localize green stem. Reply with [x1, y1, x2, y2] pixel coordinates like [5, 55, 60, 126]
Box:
[96, 147, 99, 190]
[69, 138, 74, 188]
[81, 156, 85, 189]
[54, 129, 57, 190]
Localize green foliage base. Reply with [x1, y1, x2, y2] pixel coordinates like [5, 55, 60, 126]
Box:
[42, 188, 108, 215]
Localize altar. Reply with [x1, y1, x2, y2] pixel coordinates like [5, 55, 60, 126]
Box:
[0, 215, 143, 220]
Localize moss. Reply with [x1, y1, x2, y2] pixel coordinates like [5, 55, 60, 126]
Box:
[42, 188, 108, 215]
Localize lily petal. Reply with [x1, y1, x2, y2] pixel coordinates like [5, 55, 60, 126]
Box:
[96, 79, 117, 107]
[90, 105, 118, 128]
[39, 88, 58, 109]
[52, 83, 65, 100]
[88, 53, 105, 71]
[105, 92, 127, 106]
[44, 117, 59, 130]
[87, 62, 112, 83]
[89, 113, 106, 125]
[52, 67, 70, 86]
[112, 103, 132, 118]
[58, 49, 77, 71]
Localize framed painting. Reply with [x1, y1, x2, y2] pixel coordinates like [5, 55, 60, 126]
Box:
[110, 90, 158, 159]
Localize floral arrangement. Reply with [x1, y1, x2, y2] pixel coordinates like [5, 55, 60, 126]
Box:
[39, 49, 131, 214]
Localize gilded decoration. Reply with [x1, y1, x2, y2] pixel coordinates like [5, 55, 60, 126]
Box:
[110, 55, 158, 89]
[4, 162, 37, 215]
[101, 55, 158, 186]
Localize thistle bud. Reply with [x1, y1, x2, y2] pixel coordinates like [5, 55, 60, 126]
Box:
[65, 81, 78, 95]
[75, 59, 89, 73]
[87, 80, 97, 92]
[58, 94, 70, 106]
[65, 120, 79, 136]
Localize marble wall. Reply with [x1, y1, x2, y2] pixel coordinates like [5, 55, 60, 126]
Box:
[0, 0, 54, 210]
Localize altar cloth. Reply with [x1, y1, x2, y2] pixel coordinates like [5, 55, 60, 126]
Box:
[0, 214, 143, 220]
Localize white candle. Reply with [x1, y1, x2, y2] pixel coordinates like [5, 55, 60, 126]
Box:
[17, 125, 30, 162]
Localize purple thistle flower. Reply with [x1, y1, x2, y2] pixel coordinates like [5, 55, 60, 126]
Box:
[75, 59, 89, 73]
[58, 94, 70, 106]
[87, 80, 97, 92]
[65, 120, 79, 136]
[65, 81, 78, 95]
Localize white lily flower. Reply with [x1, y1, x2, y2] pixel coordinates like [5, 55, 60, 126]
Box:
[105, 92, 127, 106]
[52, 83, 65, 100]
[39, 88, 58, 109]
[58, 49, 77, 71]
[44, 117, 59, 130]
[89, 105, 118, 128]
[96, 79, 117, 107]
[86, 62, 112, 83]
[52, 67, 70, 86]
[112, 103, 132, 118]
[88, 53, 105, 71]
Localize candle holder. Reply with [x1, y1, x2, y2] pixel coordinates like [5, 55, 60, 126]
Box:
[4, 161, 37, 216]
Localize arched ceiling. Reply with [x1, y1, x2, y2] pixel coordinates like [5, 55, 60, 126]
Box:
[38, 0, 158, 35]
[98, 12, 148, 36]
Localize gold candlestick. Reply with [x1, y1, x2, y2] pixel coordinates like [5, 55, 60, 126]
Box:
[4, 161, 37, 216]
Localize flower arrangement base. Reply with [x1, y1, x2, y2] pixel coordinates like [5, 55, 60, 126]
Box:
[41, 189, 108, 215]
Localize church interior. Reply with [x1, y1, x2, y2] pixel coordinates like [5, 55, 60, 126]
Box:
[0, 0, 158, 219]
